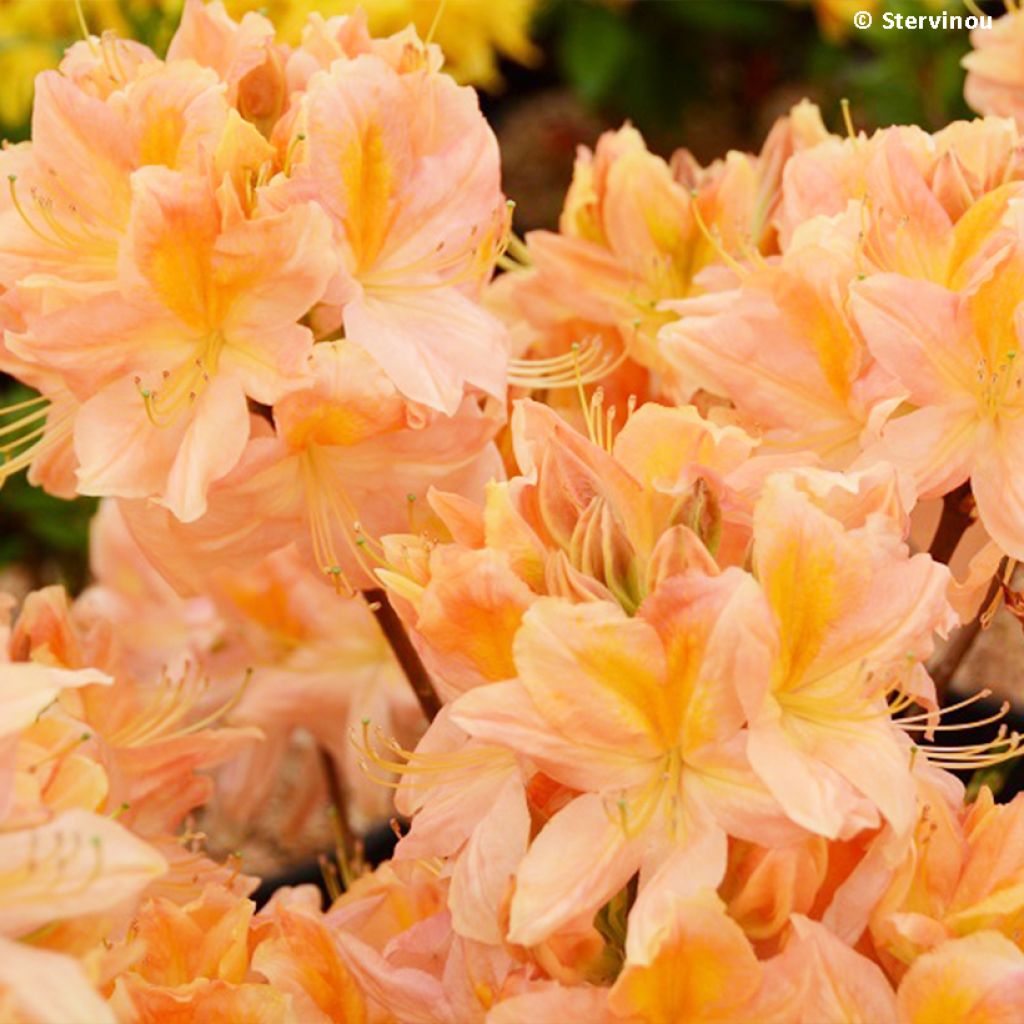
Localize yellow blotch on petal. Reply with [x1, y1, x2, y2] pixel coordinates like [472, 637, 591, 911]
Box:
[760, 531, 837, 689]
[342, 123, 395, 273]
[609, 896, 762, 1024]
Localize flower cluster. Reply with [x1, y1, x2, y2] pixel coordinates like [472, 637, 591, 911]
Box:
[3, 1, 1024, 1021]
[0, 0, 538, 133]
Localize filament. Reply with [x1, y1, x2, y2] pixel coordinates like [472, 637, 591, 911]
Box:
[840, 98, 856, 142]
[508, 334, 627, 390]
[353, 719, 511, 791]
[300, 447, 386, 593]
[689, 191, 748, 278]
[137, 334, 224, 429]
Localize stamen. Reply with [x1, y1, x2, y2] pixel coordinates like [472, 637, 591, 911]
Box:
[591, 387, 605, 449]
[0, 403, 51, 440]
[897, 688, 992, 724]
[363, 202, 510, 291]
[508, 334, 626, 390]
[0, 408, 75, 486]
[840, 98, 857, 142]
[283, 131, 306, 176]
[138, 337, 223, 429]
[425, 0, 448, 46]
[109, 663, 251, 748]
[301, 448, 389, 592]
[505, 228, 532, 268]
[0, 393, 48, 418]
[25, 731, 92, 774]
[73, 0, 100, 57]
[689, 190, 748, 278]
[352, 719, 511, 792]
[899, 700, 1010, 733]
[8, 176, 57, 247]
[318, 853, 342, 902]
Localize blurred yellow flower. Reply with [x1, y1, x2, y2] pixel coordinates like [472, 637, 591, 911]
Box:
[0, 0, 185, 130]
[0, 0, 539, 134]
[812, 0, 879, 39]
[0, 0, 125, 127]
[223, 0, 540, 89]
[809, 0, 949, 41]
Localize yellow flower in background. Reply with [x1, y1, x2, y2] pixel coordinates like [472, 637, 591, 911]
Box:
[222, 0, 540, 89]
[808, 0, 950, 40]
[0, 0, 185, 130]
[811, 0, 879, 39]
[0, 0, 539, 133]
[0, 0, 127, 127]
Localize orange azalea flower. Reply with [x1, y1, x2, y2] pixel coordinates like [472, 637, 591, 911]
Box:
[965, 7, 1024, 129]
[277, 44, 508, 414]
[107, 883, 351, 1024]
[0, 937, 117, 1024]
[0, 809, 166, 939]
[665, 122, 1024, 471]
[11, 165, 335, 522]
[851, 236, 1024, 560]
[6, 582, 260, 838]
[379, 397, 770, 699]
[873, 784, 1024, 974]
[496, 103, 829, 405]
[116, 340, 503, 594]
[896, 931, 1024, 1023]
[449, 577, 797, 947]
[740, 472, 954, 840]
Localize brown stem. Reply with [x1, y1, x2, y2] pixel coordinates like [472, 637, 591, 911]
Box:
[318, 746, 356, 889]
[363, 587, 441, 722]
[930, 569, 1004, 702]
[929, 482, 974, 565]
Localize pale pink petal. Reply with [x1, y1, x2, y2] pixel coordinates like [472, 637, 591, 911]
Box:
[0, 809, 166, 937]
[859, 404, 979, 499]
[75, 373, 250, 522]
[508, 793, 644, 946]
[687, 733, 806, 848]
[850, 275, 974, 404]
[333, 931, 447, 1024]
[486, 983, 613, 1024]
[510, 598, 666, 760]
[162, 373, 251, 522]
[74, 378, 190, 503]
[896, 931, 1024, 1023]
[449, 775, 530, 944]
[0, 938, 115, 1024]
[0, 663, 111, 738]
[766, 915, 898, 1024]
[627, 826, 728, 964]
[449, 681, 654, 792]
[343, 287, 507, 414]
[747, 706, 882, 840]
[971, 415, 1024, 560]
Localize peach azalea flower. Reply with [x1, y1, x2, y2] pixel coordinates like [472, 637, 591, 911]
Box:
[0, 938, 116, 1024]
[741, 473, 955, 840]
[896, 931, 1024, 1023]
[450, 576, 798, 947]
[280, 50, 508, 414]
[851, 238, 1024, 559]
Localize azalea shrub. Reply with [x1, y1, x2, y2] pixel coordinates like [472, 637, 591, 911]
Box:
[4, 1, 1024, 1022]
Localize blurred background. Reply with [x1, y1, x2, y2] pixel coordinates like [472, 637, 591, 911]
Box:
[0, 0, 996, 590]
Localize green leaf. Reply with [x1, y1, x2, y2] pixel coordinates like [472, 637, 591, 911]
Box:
[557, 3, 635, 105]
